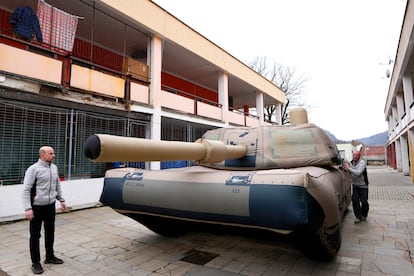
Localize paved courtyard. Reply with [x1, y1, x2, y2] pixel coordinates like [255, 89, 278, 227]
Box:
[1, 166, 414, 275]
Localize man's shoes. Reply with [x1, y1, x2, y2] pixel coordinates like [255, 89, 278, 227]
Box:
[354, 216, 367, 224]
[31, 263, 44, 274]
[354, 218, 363, 224]
[44, 256, 64, 264]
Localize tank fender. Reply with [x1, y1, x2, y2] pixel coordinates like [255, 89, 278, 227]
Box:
[300, 167, 345, 229]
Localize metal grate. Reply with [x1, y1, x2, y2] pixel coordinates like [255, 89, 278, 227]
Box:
[0, 99, 218, 184]
[0, 100, 68, 184]
[160, 118, 216, 168]
[72, 111, 147, 176]
[161, 117, 215, 142]
[0, 99, 149, 183]
[180, 249, 219, 265]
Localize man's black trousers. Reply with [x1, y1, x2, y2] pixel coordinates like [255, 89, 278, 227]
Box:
[30, 203, 56, 264]
[352, 185, 369, 219]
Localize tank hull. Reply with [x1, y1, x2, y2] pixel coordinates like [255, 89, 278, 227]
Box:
[100, 165, 351, 260]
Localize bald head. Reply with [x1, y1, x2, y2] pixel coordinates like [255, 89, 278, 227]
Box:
[39, 146, 55, 163]
[352, 151, 361, 162]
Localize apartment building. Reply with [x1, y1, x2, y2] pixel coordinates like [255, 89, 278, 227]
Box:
[0, 0, 285, 184]
[385, 0, 414, 180]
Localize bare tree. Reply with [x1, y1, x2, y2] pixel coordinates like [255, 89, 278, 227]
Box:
[248, 56, 310, 125]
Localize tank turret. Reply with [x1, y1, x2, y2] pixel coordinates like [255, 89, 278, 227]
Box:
[84, 109, 341, 170]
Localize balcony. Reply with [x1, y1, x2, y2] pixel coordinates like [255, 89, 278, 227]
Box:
[0, 1, 271, 127]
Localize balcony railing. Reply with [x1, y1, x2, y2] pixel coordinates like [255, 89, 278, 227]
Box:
[0, 34, 267, 127]
[161, 85, 262, 126]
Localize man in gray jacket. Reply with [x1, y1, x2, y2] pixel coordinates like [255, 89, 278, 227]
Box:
[344, 150, 369, 224]
[22, 146, 67, 274]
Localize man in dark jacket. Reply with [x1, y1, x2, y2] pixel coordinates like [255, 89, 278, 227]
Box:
[10, 6, 43, 43]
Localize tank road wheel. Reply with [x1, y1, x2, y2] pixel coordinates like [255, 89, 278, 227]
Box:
[293, 221, 341, 261]
[126, 213, 189, 237]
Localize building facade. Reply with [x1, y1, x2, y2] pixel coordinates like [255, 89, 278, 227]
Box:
[0, 0, 285, 185]
[385, 0, 414, 181]
[336, 143, 354, 162]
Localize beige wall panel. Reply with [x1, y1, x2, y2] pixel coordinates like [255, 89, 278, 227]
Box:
[130, 82, 149, 103]
[0, 43, 61, 84]
[227, 111, 245, 126]
[246, 116, 260, 127]
[161, 90, 194, 114]
[197, 101, 221, 120]
[70, 65, 124, 98]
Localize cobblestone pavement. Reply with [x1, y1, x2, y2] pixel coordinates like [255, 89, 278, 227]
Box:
[1, 166, 414, 276]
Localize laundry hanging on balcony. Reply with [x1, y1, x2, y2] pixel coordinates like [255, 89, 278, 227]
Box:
[9, 6, 43, 43]
[36, 0, 79, 52]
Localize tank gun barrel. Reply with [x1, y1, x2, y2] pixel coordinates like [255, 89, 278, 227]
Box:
[84, 134, 248, 163]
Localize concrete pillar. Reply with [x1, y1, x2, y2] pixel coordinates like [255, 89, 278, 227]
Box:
[149, 35, 163, 170]
[149, 35, 162, 109]
[400, 134, 410, 176]
[392, 106, 398, 129]
[395, 138, 402, 172]
[402, 74, 414, 122]
[387, 118, 392, 134]
[150, 109, 161, 170]
[218, 71, 229, 125]
[408, 129, 414, 181]
[396, 93, 405, 121]
[255, 91, 264, 125]
[275, 103, 282, 124]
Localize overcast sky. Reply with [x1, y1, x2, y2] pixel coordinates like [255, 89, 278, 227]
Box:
[153, 0, 407, 141]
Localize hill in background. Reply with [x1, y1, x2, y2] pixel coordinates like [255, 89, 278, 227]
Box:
[358, 131, 388, 146]
[325, 130, 387, 146]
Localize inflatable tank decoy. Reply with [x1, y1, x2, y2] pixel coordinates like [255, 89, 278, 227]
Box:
[84, 108, 351, 260]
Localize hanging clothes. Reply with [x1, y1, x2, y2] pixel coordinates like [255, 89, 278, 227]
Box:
[9, 6, 43, 42]
[37, 0, 78, 52]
